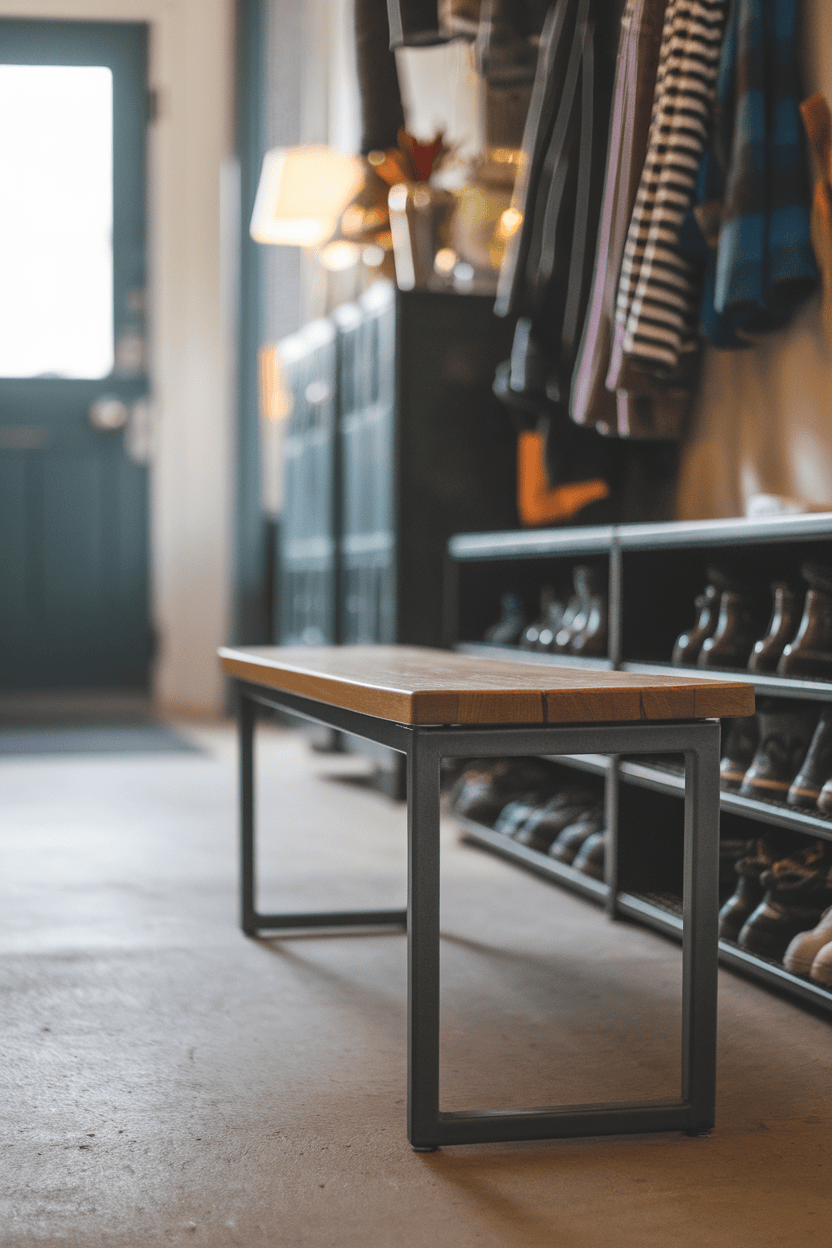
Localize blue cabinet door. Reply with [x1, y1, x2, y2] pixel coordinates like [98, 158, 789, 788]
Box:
[0, 21, 151, 689]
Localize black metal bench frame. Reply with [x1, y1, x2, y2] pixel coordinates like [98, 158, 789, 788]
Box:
[235, 679, 721, 1151]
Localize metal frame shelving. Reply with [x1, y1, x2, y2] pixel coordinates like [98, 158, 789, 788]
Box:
[448, 512, 832, 1015]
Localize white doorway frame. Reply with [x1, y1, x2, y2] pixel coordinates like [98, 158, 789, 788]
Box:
[0, 0, 236, 715]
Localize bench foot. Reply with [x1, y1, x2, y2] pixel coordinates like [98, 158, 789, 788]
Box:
[412, 1145, 439, 1153]
[243, 909, 407, 934]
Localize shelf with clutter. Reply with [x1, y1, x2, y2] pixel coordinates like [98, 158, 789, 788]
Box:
[446, 512, 832, 1014]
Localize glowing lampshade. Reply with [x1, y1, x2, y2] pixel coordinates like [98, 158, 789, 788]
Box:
[250, 146, 364, 248]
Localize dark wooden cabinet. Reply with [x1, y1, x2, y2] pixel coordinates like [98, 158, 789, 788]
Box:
[277, 280, 518, 651]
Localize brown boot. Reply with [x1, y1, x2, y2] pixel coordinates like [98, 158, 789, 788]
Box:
[739, 699, 820, 802]
[738, 841, 832, 963]
[720, 716, 760, 791]
[672, 584, 720, 666]
[718, 835, 791, 943]
[698, 591, 761, 670]
[788, 706, 832, 808]
[778, 562, 832, 679]
[748, 582, 802, 673]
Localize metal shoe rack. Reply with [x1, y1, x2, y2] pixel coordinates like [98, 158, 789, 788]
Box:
[446, 512, 832, 1015]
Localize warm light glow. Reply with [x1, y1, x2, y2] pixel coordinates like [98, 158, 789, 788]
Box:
[434, 248, 457, 276]
[362, 244, 386, 268]
[319, 239, 361, 271]
[250, 146, 364, 248]
[498, 206, 523, 240]
[258, 347, 291, 422]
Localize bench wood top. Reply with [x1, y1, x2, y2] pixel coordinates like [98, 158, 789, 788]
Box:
[219, 645, 754, 726]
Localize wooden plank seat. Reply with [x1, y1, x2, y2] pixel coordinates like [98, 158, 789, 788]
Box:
[219, 644, 753, 1151]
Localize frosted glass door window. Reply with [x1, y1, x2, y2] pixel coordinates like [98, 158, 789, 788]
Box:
[0, 65, 114, 378]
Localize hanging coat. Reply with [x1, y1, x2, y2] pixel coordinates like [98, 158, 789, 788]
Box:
[608, 0, 728, 389]
[495, 0, 621, 415]
[571, 0, 691, 438]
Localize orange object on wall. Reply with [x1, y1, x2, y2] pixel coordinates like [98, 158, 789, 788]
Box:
[517, 429, 609, 527]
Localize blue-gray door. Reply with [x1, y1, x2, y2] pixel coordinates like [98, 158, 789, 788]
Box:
[0, 20, 151, 690]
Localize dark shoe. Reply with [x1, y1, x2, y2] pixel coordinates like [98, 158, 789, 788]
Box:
[571, 830, 607, 880]
[450, 757, 556, 825]
[484, 593, 526, 646]
[569, 567, 608, 658]
[720, 836, 756, 895]
[514, 791, 600, 853]
[738, 841, 832, 962]
[545, 807, 605, 862]
[520, 585, 561, 650]
[536, 587, 567, 651]
[698, 590, 760, 669]
[788, 706, 832, 809]
[554, 565, 604, 653]
[777, 564, 832, 679]
[493, 796, 548, 837]
[718, 835, 789, 942]
[738, 699, 820, 802]
[720, 716, 760, 791]
[748, 582, 802, 673]
[552, 584, 587, 652]
[672, 584, 721, 666]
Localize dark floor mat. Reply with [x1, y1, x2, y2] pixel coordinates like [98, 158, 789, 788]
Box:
[0, 723, 202, 757]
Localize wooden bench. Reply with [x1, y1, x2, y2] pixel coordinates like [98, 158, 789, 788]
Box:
[218, 644, 753, 1151]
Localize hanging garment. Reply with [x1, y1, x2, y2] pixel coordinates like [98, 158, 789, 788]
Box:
[495, 0, 620, 413]
[801, 93, 832, 350]
[356, 0, 406, 154]
[681, 0, 817, 347]
[570, 0, 691, 437]
[608, 0, 728, 388]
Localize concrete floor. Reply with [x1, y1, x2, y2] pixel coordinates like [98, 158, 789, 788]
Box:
[3, 722, 832, 1247]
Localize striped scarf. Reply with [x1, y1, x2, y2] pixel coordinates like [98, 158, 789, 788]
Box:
[614, 0, 728, 375]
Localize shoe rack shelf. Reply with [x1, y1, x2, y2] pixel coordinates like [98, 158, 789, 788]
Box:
[447, 512, 832, 1015]
[457, 809, 832, 1013]
[622, 661, 832, 703]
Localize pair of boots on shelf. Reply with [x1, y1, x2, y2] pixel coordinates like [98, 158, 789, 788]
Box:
[673, 562, 832, 678]
[447, 757, 607, 879]
[719, 833, 832, 979]
[484, 566, 609, 657]
[720, 701, 832, 814]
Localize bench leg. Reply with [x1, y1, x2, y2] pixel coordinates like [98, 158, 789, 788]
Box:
[240, 690, 257, 935]
[406, 731, 442, 1150]
[237, 689, 407, 935]
[402, 720, 722, 1148]
[681, 728, 721, 1134]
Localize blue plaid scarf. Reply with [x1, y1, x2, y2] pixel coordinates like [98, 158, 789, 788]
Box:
[682, 0, 818, 346]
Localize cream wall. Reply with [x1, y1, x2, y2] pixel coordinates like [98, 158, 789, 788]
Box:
[1, 0, 235, 715]
[676, 1, 832, 519]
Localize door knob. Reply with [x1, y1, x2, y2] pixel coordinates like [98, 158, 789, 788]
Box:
[88, 395, 129, 431]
